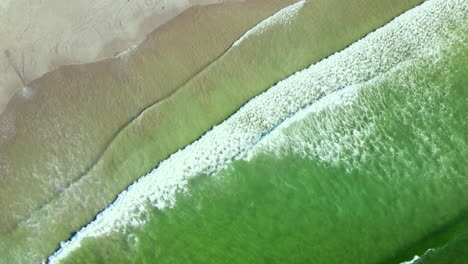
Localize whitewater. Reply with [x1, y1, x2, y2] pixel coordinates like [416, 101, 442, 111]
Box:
[47, 0, 467, 262]
[232, 0, 306, 46]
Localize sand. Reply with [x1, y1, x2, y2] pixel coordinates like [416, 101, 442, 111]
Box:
[0, 0, 426, 262]
[0, 0, 297, 232]
[0, 0, 242, 113]
[0, 1, 299, 262]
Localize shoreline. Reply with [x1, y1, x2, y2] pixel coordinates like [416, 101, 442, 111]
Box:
[0, 0, 241, 114]
[0, 1, 301, 262]
[0, 0, 433, 262]
[0, 0, 298, 232]
[47, 0, 466, 261]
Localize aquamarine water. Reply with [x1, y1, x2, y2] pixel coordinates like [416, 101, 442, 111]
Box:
[57, 19, 468, 264]
[48, 0, 468, 263]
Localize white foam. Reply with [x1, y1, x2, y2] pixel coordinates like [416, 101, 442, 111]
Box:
[47, 0, 466, 262]
[20, 86, 34, 100]
[401, 255, 421, 264]
[243, 83, 366, 162]
[400, 249, 435, 264]
[232, 0, 306, 46]
[113, 45, 137, 59]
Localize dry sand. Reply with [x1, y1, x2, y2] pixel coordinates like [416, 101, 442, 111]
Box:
[0, 0, 242, 113]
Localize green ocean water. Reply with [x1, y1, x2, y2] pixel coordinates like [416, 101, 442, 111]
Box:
[58, 25, 468, 264]
[415, 232, 468, 264]
[3, 2, 427, 262]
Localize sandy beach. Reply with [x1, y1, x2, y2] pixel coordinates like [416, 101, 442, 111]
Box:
[0, 0, 433, 263]
[0, 0, 243, 113]
[0, 0, 298, 262]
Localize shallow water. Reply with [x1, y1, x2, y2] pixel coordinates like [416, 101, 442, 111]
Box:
[57, 6, 468, 263]
[2, 0, 429, 262]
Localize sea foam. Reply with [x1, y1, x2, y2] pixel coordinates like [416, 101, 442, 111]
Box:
[47, 0, 466, 262]
[400, 249, 434, 264]
[232, 0, 306, 46]
[113, 45, 137, 59]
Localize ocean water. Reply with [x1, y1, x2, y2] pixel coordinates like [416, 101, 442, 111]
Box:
[58, 42, 467, 264]
[2, 0, 430, 261]
[52, 0, 468, 262]
[415, 232, 468, 263]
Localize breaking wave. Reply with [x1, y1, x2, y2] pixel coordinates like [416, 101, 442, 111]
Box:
[47, 0, 467, 262]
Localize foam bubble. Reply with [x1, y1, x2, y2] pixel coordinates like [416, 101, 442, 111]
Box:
[20, 86, 34, 100]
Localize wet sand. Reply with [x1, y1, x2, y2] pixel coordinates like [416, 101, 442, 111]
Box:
[0, 0, 298, 262]
[0, 0, 242, 113]
[0, 0, 298, 232]
[0, 0, 426, 263]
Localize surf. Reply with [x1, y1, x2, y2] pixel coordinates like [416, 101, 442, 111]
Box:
[47, 0, 467, 262]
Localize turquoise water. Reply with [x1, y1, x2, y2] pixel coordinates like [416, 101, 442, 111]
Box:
[57, 24, 468, 263]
